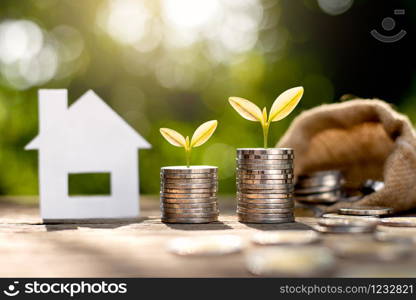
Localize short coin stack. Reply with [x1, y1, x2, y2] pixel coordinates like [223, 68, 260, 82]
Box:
[295, 170, 343, 204]
[160, 166, 219, 223]
[236, 148, 295, 223]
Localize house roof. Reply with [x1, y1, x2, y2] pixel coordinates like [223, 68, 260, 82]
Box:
[26, 90, 151, 150]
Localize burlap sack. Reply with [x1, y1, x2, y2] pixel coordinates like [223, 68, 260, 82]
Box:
[277, 99, 416, 213]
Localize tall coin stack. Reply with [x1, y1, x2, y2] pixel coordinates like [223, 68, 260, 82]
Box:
[294, 170, 342, 204]
[160, 166, 219, 223]
[236, 148, 295, 223]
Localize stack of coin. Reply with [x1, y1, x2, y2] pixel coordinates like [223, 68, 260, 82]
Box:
[160, 166, 219, 223]
[295, 170, 343, 204]
[236, 148, 295, 223]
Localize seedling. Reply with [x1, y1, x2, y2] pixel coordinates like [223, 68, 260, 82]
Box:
[160, 120, 218, 167]
[229, 87, 303, 148]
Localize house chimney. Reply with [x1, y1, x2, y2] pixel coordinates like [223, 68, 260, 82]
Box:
[39, 89, 68, 133]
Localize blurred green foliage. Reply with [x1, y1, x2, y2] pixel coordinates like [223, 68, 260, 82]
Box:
[0, 0, 415, 196]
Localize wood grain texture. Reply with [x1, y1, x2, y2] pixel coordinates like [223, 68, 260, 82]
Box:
[0, 196, 416, 277]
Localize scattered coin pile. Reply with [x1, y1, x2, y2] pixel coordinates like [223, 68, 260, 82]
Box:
[236, 148, 295, 223]
[295, 170, 343, 204]
[160, 166, 219, 223]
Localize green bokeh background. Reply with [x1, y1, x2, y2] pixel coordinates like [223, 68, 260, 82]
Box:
[0, 0, 415, 196]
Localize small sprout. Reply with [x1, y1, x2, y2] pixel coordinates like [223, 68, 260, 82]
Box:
[160, 120, 218, 167]
[228, 86, 303, 148]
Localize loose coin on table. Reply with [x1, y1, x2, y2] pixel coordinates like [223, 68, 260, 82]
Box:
[318, 218, 378, 228]
[322, 213, 379, 221]
[245, 246, 335, 277]
[374, 231, 416, 244]
[314, 217, 377, 234]
[251, 230, 320, 245]
[331, 240, 412, 261]
[339, 206, 393, 216]
[167, 235, 244, 256]
[379, 217, 416, 227]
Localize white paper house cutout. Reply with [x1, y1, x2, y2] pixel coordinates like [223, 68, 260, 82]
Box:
[26, 89, 151, 221]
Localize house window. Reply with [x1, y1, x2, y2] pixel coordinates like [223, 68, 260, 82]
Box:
[68, 173, 111, 196]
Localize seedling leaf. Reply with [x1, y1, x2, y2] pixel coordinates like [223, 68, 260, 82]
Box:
[191, 120, 218, 148]
[229, 97, 263, 122]
[160, 128, 187, 147]
[269, 86, 304, 122]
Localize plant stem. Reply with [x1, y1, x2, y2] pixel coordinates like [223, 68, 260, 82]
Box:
[262, 123, 270, 148]
[185, 148, 192, 167]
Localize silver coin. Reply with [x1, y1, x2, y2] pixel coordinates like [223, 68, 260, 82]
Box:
[237, 158, 293, 165]
[167, 235, 243, 256]
[161, 173, 218, 179]
[322, 213, 379, 221]
[161, 198, 217, 204]
[238, 215, 294, 224]
[238, 169, 293, 175]
[238, 201, 294, 209]
[238, 178, 293, 185]
[374, 231, 416, 244]
[297, 170, 341, 180]
[238, 164, 293, 170]
[251, 230, 320, 246]
[318, 217, 378, 229]
[162, 178, 217, 184]
[238, 199, 294, 206]
[162, 207, 219, 214]
[161, 166, 217, 174]
[238, 154, 294, 160]
[238, 211, 293, 218]
[161, 183, 217, 189]
[295, 185, 341, 194]
[238, 174, 294, 180]
[162, 212, 219, 218]
[245, 246, 334, 277]
[238, 183, 293, 190]
[162, 188, 218, 194]
[162, 202, 218, 209]
[313, 224, 375, 234]
[295, 178, 341, 188]
[362, 180, 385, 193]
[295, 192, 341, 204]
[160, 193, 216, 199]
[379, 217, 416, 227]
[237, 207, 293, 214]
[239, 188, 294, 194]
[339, 206, 393, 216]
[162, 216, 218, 223]
[237, 148, 294, 155]
[237, 192, 292, 199]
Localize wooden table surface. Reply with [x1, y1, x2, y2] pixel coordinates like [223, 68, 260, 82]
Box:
[1, 196, 416, 278]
